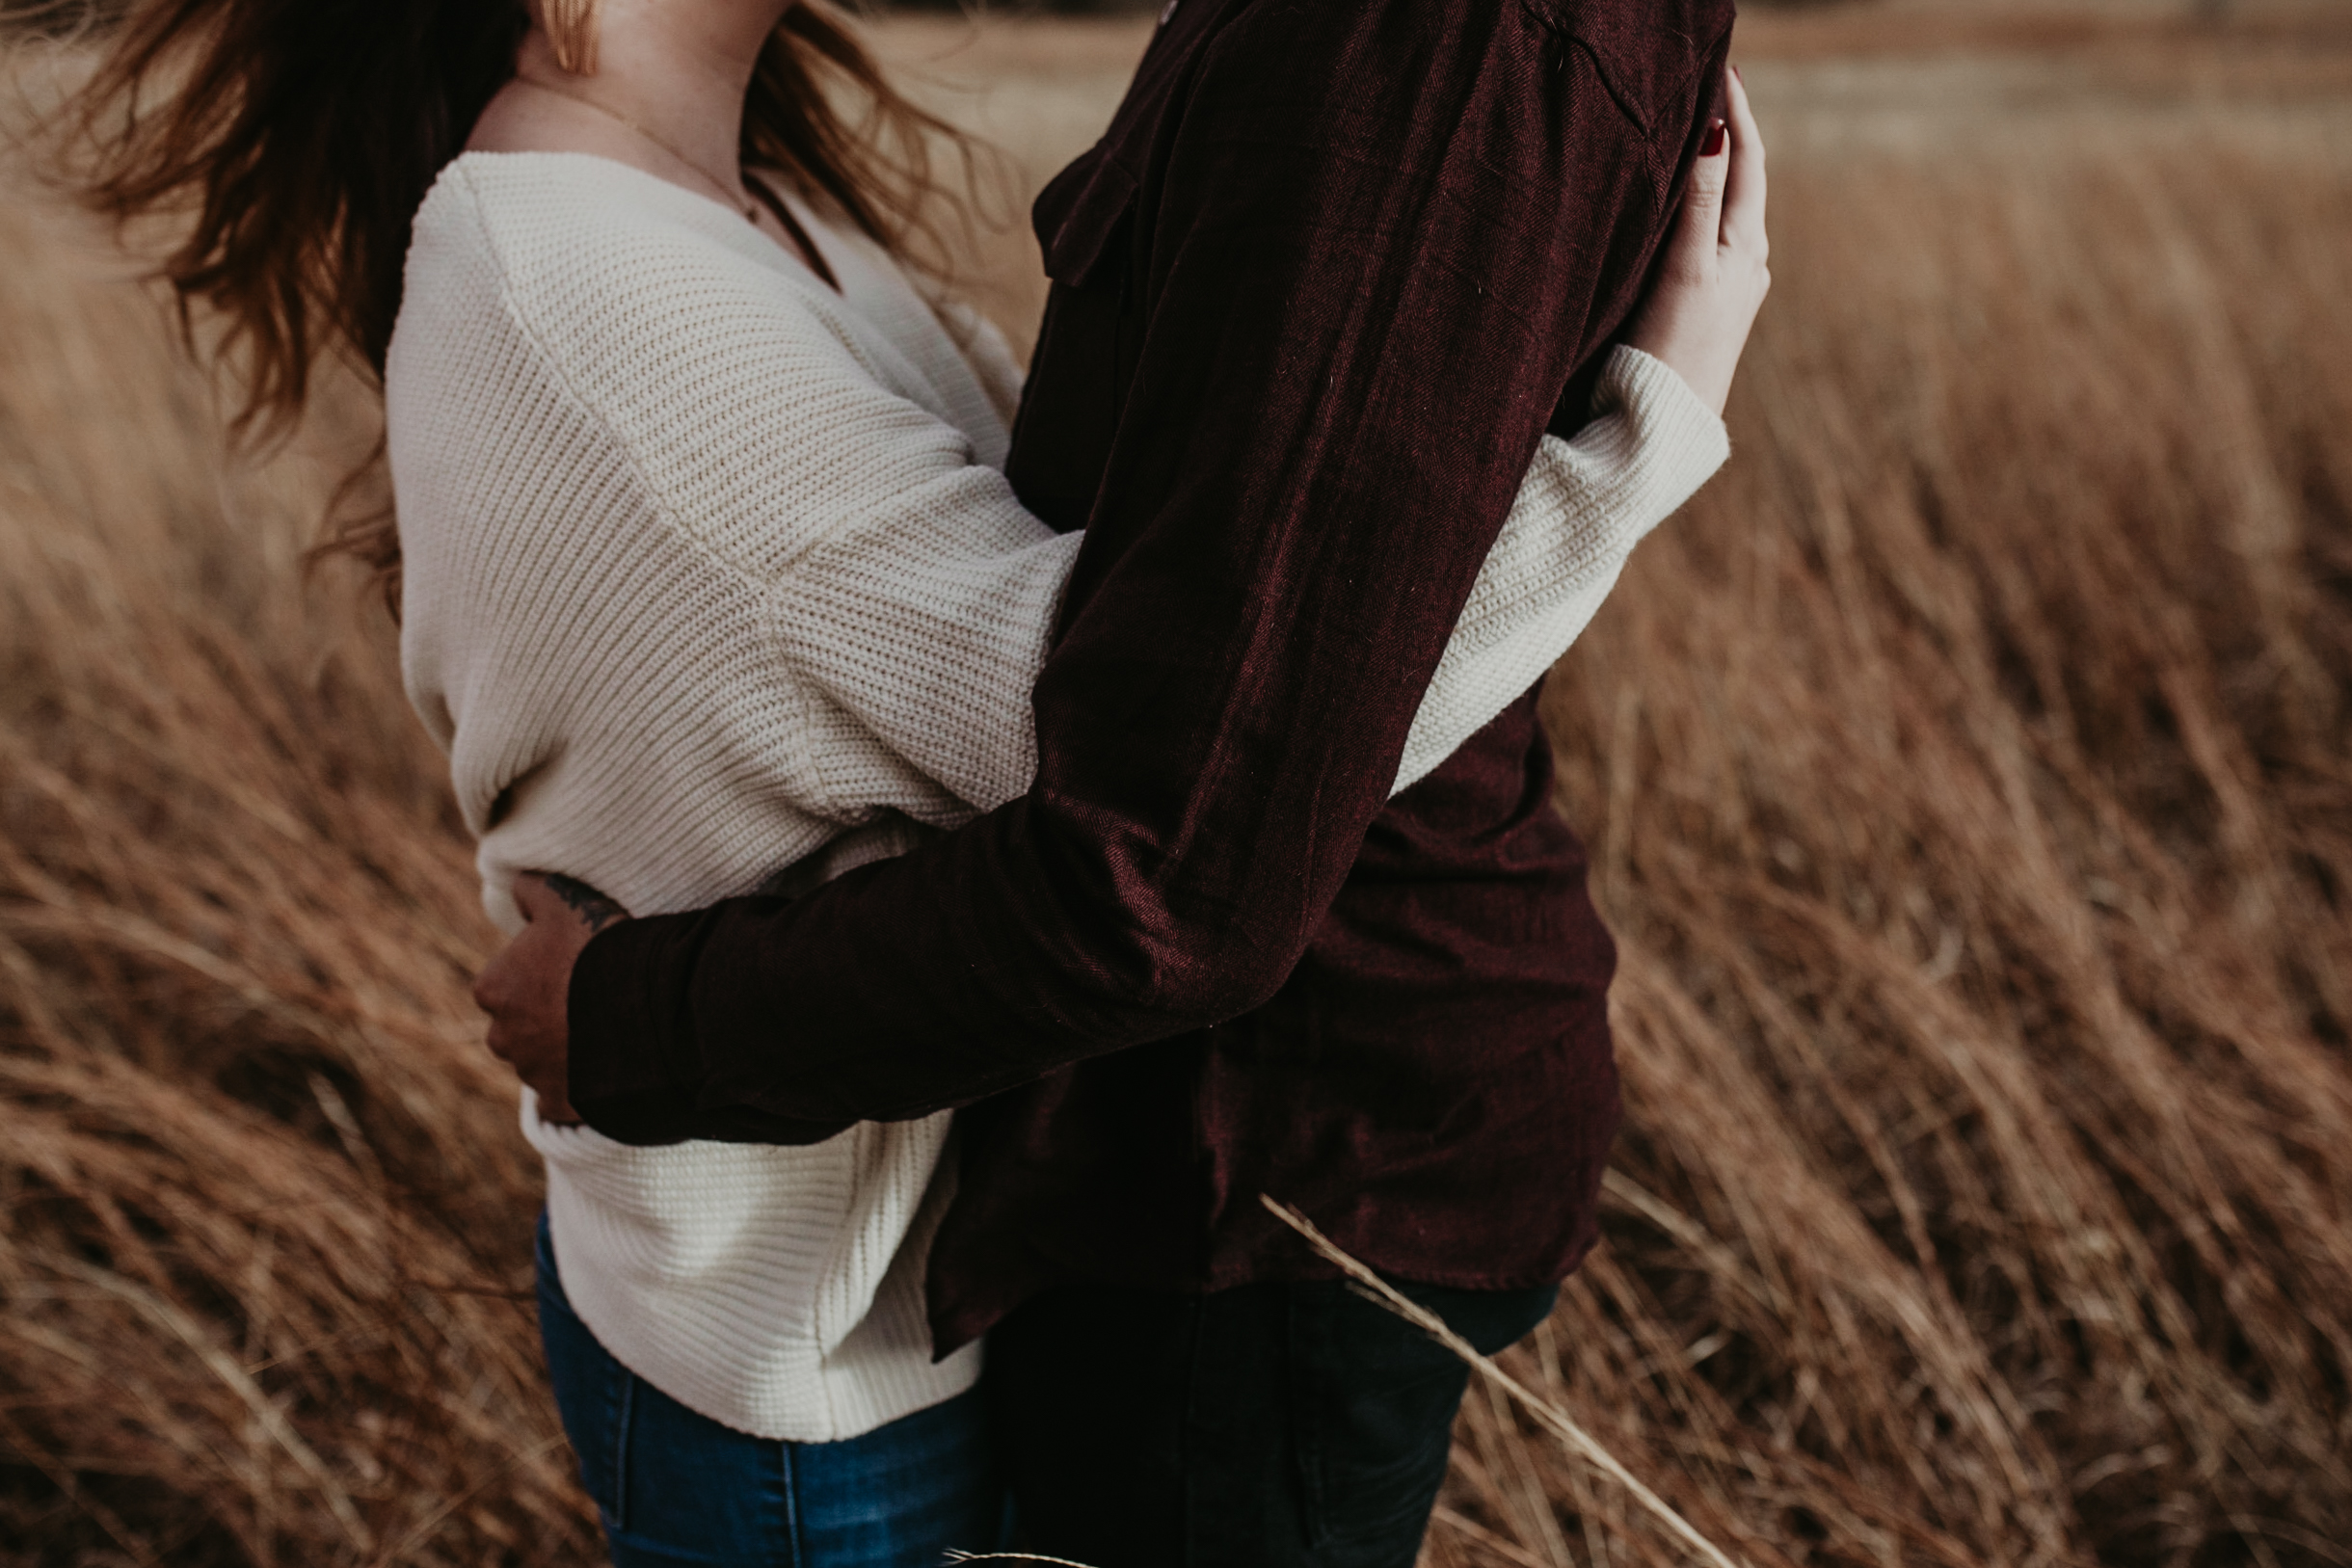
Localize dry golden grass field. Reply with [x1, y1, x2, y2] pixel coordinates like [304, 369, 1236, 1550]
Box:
[4, 3, 2351, 1565]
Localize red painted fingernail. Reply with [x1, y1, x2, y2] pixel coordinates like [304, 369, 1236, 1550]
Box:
[1702, 120, 1727, 156]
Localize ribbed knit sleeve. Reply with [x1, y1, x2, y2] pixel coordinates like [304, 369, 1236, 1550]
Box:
[768, 344, 1724, 814]
[1395, 346, 1727, 791]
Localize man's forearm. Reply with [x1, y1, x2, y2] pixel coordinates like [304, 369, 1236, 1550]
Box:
[568, 777, 1291, 1134]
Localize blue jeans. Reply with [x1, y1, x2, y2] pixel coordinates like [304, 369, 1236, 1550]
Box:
[535, 1213, 1006, 1566]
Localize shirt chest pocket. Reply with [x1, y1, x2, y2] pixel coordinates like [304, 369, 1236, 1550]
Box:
[1003, 155, 1140, 539]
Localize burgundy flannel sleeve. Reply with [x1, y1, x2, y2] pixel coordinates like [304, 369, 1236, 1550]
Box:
[566, 0, 1682, 1139]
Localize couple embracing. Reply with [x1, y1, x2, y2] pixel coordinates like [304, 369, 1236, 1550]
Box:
[82, 0, 1766, 1558]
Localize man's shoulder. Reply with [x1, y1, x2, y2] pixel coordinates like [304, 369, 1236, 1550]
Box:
[1516, 0, 1739, 138]
[1177, 0, 1735, 138]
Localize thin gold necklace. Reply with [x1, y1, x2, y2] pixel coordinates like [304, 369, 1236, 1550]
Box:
[515, 74, 759, 224]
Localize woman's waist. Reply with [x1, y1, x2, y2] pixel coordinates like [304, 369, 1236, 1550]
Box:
[521, 1089, 948, 1223]
[525, 1092, 956, 1362]
[530, 1103, 843, 1252]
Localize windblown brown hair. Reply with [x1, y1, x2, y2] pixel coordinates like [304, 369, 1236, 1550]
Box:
[61, 0, 976, 608]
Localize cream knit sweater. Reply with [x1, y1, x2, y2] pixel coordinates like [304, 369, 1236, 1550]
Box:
[386, 151, 1727, 1444]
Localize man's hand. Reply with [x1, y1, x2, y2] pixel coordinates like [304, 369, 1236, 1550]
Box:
[473, 872, 628, 1126]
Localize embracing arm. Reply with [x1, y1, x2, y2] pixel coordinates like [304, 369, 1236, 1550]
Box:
[1392, 346, 1723, 792]
[776, 341, 1724, 816]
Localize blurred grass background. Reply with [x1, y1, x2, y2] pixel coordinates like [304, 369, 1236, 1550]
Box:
[3, 2, 2349, 1564]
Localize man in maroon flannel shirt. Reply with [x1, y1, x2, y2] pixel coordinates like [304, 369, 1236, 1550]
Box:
[509, 0, 1738, 1558]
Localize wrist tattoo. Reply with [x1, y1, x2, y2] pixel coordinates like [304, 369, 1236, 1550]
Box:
[543, 873, 628, 934]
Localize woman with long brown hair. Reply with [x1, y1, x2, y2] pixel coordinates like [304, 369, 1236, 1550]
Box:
[65, 0, 1766, 1557]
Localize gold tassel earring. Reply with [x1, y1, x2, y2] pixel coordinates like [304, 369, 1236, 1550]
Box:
[542, 0, 601, 74]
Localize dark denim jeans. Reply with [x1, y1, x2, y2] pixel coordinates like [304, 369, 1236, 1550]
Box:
[535, 1214, 1005, 1567]
[985, 1274, 1560, 1568]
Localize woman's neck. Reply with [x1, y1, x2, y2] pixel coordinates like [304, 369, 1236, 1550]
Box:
[470, 0, 794, 219]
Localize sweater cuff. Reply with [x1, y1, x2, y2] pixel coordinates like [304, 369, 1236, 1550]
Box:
[567, 911, 710, 1145]
[1595, 345, 1731, 487]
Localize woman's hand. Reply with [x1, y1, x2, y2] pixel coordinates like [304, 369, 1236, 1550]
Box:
[472, 872, 628, 1127]
[1626, 65, 1770, 416]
